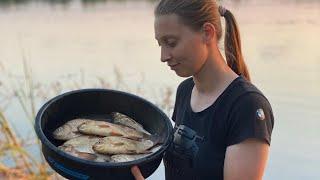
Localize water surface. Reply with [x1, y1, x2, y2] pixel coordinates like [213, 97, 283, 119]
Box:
[0, 0, 319, 179]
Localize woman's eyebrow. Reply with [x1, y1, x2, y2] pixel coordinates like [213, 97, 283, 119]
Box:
[155, 35, 177, 41]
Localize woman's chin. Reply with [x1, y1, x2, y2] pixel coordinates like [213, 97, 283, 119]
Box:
[175, 70, 192, 78]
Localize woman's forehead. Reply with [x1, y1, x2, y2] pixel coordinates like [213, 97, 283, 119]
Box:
[154, 14, 184, 39]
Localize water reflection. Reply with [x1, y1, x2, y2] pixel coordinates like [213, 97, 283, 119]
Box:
[0, 0, 319, 179]
[0, 0, 70, 6]
[0, 0, 158, 8]
[3, 0, 317, 10]
[0, 0, 29, 7]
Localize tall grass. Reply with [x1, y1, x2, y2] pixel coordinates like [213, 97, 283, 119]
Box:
[0, 59, 58, 179]
[0, 59, 174, 179]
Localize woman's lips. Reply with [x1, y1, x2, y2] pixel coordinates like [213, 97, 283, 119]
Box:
[168, 63, 179, 70]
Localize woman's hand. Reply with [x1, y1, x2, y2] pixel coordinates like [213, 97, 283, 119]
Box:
[131, 165, 145, 180]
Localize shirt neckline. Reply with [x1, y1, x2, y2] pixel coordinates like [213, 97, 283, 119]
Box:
[188, 76, 243, 115]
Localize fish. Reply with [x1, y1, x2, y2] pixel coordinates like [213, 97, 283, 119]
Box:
[148, 144, 162, 153]
[52, 119, 93, 140]
[111, 112, 151, 135]
[78, 120, 147, 140]
[110, 145, 162, 163]
[58, 144, 111, 162]
[58, 145, 98, 161]
[62, 135, 101, 154]
[58, 135, 111, 162]
[92, 136, 155, 155]
[110, 154, 148, 163]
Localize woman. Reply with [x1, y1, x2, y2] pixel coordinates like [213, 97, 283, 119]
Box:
[132, 0, 274, 179]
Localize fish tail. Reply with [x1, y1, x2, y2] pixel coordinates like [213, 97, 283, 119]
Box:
[147, 134, 163, 147]
[76, 152, 98, 161]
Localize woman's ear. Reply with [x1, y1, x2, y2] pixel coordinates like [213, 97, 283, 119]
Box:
[201, 22, 216, 44]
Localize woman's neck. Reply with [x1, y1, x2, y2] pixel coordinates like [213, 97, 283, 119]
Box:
[192, 50, 238, 95]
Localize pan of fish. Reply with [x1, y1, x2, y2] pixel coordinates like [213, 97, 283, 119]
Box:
[35, 89, 173, 180]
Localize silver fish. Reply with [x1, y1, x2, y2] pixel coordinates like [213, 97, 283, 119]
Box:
[58, 145, 97, 161]
[62, 135, 101, 154]
[58, 144, 111, 162]
[111, 154, 148, 163]
[59, 135, 111, 162]
[111, 112, 151, 135]
[110, 145, 162, 162]
[53, 119, 92, 140]
[93, 136, 154, 155]
[78, 120, 146, 140]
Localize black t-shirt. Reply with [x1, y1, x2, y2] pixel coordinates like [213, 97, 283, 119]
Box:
[163, 76, 274, 180]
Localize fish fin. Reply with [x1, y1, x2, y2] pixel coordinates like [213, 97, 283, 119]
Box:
[126, 135, 141, 141]
[113, 142, 125, 146]
[146, 134, 163, 147]
[99, 124, 110, 128]
[76, 152, 98, 161]
[110, 131, 123, 136]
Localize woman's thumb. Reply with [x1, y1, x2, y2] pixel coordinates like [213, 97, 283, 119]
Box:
[131, 165, 145, 180]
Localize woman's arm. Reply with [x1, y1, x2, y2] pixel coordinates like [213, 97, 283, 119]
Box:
[224, 138, 270, 180]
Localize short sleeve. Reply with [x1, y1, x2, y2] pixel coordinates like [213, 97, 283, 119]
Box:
[226, 93, 274, 146]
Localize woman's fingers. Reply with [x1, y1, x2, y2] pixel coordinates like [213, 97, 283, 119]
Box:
[131, 165, 145, 180]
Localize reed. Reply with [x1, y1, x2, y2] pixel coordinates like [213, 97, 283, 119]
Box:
[0, 59, 53, 179]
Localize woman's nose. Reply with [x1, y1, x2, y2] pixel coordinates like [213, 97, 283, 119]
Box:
[161, 48, 172, 62]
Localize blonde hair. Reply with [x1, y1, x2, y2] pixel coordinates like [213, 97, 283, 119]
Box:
[155, 0, 251, 81]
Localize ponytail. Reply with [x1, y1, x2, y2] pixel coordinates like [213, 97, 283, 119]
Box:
[220, 7, 251, 82]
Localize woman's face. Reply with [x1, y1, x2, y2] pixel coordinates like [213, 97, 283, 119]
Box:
[154, 14, 209, 77]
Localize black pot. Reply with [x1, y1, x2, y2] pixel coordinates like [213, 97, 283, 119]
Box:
[35, 89, 173, 180]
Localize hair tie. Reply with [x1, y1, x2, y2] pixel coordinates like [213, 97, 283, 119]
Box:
[218, 6, 227, 17]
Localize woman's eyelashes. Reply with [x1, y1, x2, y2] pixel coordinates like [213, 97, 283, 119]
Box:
[167, 41, 177, 48]
[157, 39, 177, 48]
